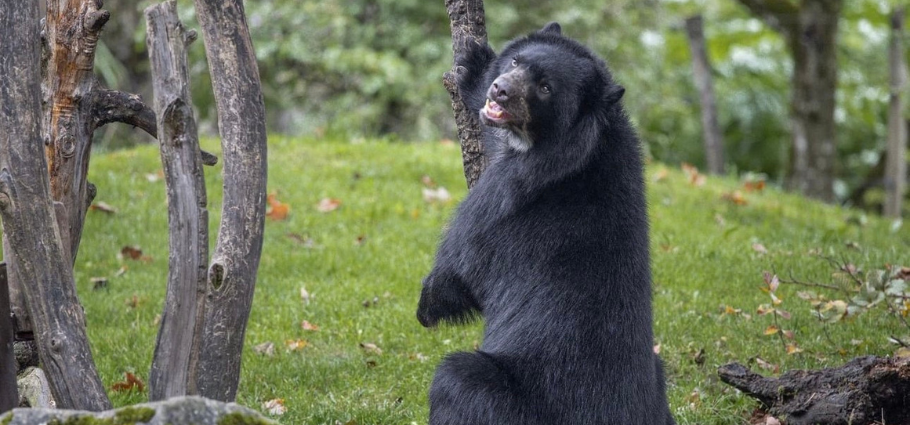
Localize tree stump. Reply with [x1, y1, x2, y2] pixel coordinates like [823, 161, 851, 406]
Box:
[718, 356, 910, 425]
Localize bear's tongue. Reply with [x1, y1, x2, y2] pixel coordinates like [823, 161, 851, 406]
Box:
[483, 99, 510, 121]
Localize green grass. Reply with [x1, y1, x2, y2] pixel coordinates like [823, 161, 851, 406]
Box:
[74, 136, 909, 424]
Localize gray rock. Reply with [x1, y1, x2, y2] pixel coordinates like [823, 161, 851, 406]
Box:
[15, 367, 54, 408]
[0, 395, 278, 425]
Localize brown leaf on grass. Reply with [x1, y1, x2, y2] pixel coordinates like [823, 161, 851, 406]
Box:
[285, 339, 308, 351]
[652, 168, 669, 183]
[254, 342, 276, 357]
[752, 243, 768, 255]
[261, 398, 287, 416]
[763, 325, 780, 336]
[120, 246, 152, 263]
[721, 191, 748, 205]
[266, 193, 290, 221]
[681, 163, 706, 186]
[126, 294, 144, 309]
[301, 320, 320, 331]
[409, 352, 429, 362]
[111, 372, 145, 393]
[91, 277, 108, 290]
[316, 198, 341, 213]
[743, 180, 766, 193]
[115, 266, 128, 277]
[89, 202, 117, 214]
[421, 175, 437, 188]
[786, 344, 803, 355]
[359, 342, 382, 355]
[355, 235, 367, 245]
[753, 357, 779, 374]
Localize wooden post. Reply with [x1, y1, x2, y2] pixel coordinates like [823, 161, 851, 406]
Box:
[685, 15, 725, 175]
[0, 0, 110, 410]
[0, 264, 16, 411]
[192, 0, 268, 401]
[146, 0, 209, 401]
[443, 0, 489, 188]
[884, 7, 907, 218]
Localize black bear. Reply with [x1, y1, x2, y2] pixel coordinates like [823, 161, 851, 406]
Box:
[417, 22, 674, 425]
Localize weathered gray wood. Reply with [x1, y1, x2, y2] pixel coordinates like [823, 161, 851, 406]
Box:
[146, 0, 209, 401]
[884, 7, 907, 218]
[0, 264, 16, 412]
[685, 15, 725, 175]
[0, 0, 110, 410]
[443, 0, 489, 188]
[192, 0, 268, 401]
[719, 356, 910, 425]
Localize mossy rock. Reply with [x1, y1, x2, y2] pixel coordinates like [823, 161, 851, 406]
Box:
[0, 396, 277, 425]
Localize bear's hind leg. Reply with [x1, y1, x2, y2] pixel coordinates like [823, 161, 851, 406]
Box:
[429, 351, 538, 425]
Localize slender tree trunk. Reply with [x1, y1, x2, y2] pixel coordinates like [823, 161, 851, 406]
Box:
[192, 0, 268, 401]
[0, 0, 110, 410]
[443, 0, 489, 188]
[736, 0, 842, 202]
[884, 7, 907, 218]
[685, 15, 725, 175]
[0, 264, 16, 411]
[146, 0, 209, 401]
[786, 0, 842, 202]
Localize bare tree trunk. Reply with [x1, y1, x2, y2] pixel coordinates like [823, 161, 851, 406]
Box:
[885, 7, 907, 218]
[443, 0, 489, 188]
[0, 0, 110, 410]
[145, 0, 208, 401]
[737, 0, 842, 202]
[0, 264, 16, 411]
[685, 15, 725, 175]
[787, 1, 841, 202]
[192, 0, 268, 401]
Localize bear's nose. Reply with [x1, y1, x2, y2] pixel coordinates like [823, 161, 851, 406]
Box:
[490, 78, 510, 102]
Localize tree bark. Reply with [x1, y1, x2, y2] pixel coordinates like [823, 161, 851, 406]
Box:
[145, 1, 208, 401]
[192, 0, 268, 401]
[685, 15, 725, 175]
[443, 0, 489, 188]
[736, 0, 842, 202]
[884, 7, 907, 218]
[0, 0, 110, 410]
[719, 356, 910, 425]
[0, 264, 16, 411]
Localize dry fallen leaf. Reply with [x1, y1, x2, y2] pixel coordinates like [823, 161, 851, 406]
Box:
[744, 180, 766, 193]
[681, 163, 706, 186]
[359, 342, 382, 355]
[111, 372, 145, 393]
[262, 398, 287, 416]
[254, 342, 276, 357]
[89, 202, 117, 214]
[752, 243, 768, 255]
[786, 344, 803, 355]
[285, 339, 308, 351]
[120, 245, 152, 263]
[301, 320, 320, 331]
[652, 168, 669, 183]
[422, 187, 451, 204]
[722, 191, 748, 205]
[754, 357, 779, 374]
[763, 325, 780, 336]
[300, 287, 310, 305]
[316, 198, 342, 213]
[266, 193, 290, 221]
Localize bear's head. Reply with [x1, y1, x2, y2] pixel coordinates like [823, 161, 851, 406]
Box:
[479, 22, 625, 152]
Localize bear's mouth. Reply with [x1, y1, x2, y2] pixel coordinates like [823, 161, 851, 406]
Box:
[482, 99, 513, 125]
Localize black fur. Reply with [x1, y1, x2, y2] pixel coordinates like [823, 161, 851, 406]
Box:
[417, 23, 674, 424]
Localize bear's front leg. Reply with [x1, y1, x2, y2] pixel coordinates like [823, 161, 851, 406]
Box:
[417, 267, 480, 327]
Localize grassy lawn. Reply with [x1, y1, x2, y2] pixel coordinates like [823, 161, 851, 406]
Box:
[75, 136, 909, 424]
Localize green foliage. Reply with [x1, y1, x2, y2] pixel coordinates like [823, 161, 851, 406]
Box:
[76, 137, 909, 424]
[96, 1, 908, 204]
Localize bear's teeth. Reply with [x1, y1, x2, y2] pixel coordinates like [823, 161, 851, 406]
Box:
[484, 99, 504, 118]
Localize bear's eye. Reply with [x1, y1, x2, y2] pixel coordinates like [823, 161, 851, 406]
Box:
[540, 83, 552, 95]
[511, 58, 518, 67]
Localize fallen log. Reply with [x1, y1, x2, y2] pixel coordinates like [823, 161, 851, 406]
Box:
[718, 356, 910, 425]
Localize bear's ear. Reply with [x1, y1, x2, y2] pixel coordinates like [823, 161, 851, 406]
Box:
[540, 22, 562, 35]
[605, 84, 625, 106]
